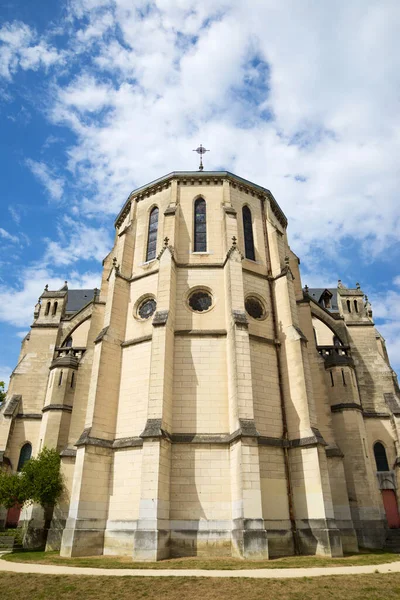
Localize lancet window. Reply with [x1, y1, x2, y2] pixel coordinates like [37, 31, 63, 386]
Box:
[146, 207, 159, 262]
[374, 442, 390, 471]
[17, 443, 32, 472]
[194, 198, 207, 252]
[242, 206, 255, 260]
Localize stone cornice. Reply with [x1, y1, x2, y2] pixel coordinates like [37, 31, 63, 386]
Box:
[42, 404, 73, 413]
[114, 171, 287, 230]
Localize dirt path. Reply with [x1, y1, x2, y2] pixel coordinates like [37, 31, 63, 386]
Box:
[1, 556, 400, 579]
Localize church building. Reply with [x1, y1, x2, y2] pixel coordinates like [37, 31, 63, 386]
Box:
[1, 169, 400, 560]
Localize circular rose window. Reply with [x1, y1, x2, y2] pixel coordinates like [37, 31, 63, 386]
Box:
[245, 297, 265, 320]
[138, 298, 157, 319]
[188, 290, 212, 313]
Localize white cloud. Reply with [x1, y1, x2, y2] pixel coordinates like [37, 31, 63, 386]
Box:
[0, 21, 63, 80]
[44, 216, 112, 266]
[42, 0, 400, 267]
[8, 207, 20, 225]
[0, 264, 102, 329]
[0, 228, 19, 244]
[25, 159, 65, 201]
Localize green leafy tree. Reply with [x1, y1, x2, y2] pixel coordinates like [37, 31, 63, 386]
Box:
[0, 381, 6, 404]
[0, 448, 63, 535]
[21, 448, 64, 509]
[0, 471, 25, 509]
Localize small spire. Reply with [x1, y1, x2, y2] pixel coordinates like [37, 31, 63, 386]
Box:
[193, 143, 210, 171]
[304, 285, 309, 294]
[44, 284, 48, 292]
[356, 282, 361, 290]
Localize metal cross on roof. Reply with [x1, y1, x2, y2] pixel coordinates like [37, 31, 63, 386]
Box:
[193, 143, 210, 171]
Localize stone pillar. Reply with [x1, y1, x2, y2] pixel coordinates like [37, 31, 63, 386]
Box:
[268, 222, 342, 557]
[60, 232, 132, 557]
[223, 207, 268, 558]
[297, 298, 358, 553]
[133, 241, 176, 560]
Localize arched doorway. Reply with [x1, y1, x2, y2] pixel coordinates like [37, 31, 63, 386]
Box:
[6, 443, 32, 528]
[374, 442, 400, 529]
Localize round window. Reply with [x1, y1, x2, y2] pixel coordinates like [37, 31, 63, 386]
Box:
[188, 290, 212, 313]
[245, 297, 265, 320]
[138, 298, 157, 320]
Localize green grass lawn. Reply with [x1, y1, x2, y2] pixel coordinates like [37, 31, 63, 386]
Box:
[1, 572, 400, 600]
[3, 548, 400, 570]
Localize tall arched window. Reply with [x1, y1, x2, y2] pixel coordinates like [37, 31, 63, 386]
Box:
[45, 302, 51, 316]
[242, 206, 255, 261]
[354, 300, 359, 313]
[52, 301, 58, 315]
[346, 299, 351, 313]
[146, 207, 159, 262]
[194, 198, 207, 252]
[374, 442, 390, 471]
[17, 443, 32, 472]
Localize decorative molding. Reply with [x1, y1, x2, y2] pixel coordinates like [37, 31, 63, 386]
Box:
[31, 323, 60, 329]
[164, 206, 177, 215]
[174, 329, 227, 337]
[42, 404, 73, 413]
[117, 223, 131, 237]
[113, 437, 143, 449]
[75, 427, 113, 449]
[3, 395, 21, 418]
[290, 428, 327, 448]
[325, 445, 344, 458]
[331, 403, 362, 413]
[129, 269, 159, 283]
[223, 205, 237, 216]
[239, 418, 259, 437]
[152, 310, 169, 327]
[346, 322, 375, 327]
[140, 419, 171, 440]
[363, 411, 391, 419]
[49, 355, 79, 371]
[175, 262, 225, 269]
[94, 326, 109, 344]
[114, 171, 287, 230]
[60, 448, 77, 458]
[121, 334, 153, 348]
[15, 413, 42, 420]
[258, 436, 286, 447]
[232, 310, 248, 327]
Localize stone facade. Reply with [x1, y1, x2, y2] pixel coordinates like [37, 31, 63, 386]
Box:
[1, 170, 400, 559]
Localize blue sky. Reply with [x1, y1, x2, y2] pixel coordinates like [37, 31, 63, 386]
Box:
[1, 0, 400, 385]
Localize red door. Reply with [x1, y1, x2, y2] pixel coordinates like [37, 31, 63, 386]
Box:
[382, 490, 400, 528]
[6, 504, 21, 528]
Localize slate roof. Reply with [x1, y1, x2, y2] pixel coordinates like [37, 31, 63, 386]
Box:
[306, 288, 339, 313]
[65, 289, 95, 314]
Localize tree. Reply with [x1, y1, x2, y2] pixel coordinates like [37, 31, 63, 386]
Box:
[0, 381, 6, 404]
[0, 448, 64, 528]
[0, 471, 25, 509]
[21, 448, 64, 510]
